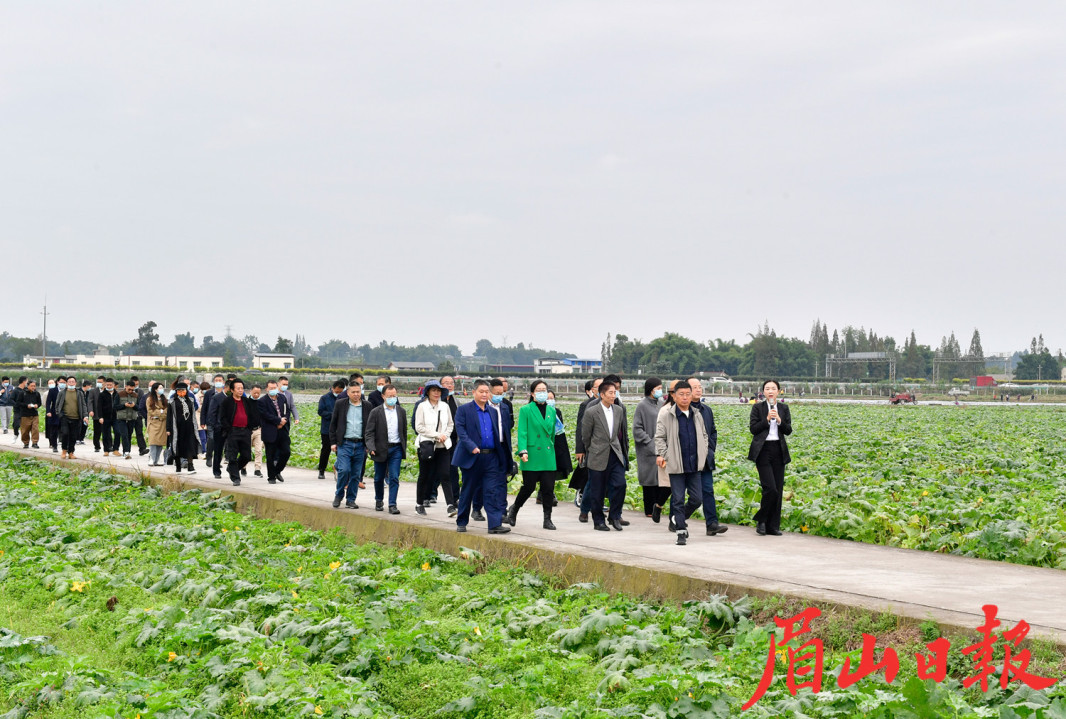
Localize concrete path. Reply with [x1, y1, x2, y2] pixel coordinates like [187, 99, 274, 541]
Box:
[5, 437, 1064, 643]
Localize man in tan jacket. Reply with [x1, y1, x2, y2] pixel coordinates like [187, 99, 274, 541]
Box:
[653, 379, 707, 546]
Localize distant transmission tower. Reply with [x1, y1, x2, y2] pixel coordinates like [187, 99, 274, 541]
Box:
[224, 325, 233, 338]
[41, 298, 49, 361]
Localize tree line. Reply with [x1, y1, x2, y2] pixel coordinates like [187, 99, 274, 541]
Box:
[1, 320, 1061, 381]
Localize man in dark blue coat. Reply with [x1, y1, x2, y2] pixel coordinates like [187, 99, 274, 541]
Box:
[258, 380, 292, 484]
[453, 379, 512, 534]
[316, 380, 346, 479]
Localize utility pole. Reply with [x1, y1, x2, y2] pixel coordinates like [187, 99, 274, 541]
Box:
[41, 298, 49, 364]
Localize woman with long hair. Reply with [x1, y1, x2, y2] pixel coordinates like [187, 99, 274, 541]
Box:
[748, 379, 792, 536]
[146, 382, 169, 466]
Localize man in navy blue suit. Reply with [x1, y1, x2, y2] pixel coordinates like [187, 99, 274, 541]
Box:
[452, 379, 512, 534]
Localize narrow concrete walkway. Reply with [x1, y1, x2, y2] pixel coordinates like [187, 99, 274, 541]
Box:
[5, 438, 1064, 643]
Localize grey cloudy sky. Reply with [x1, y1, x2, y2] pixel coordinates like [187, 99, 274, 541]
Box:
[4, 2, 1064, 357]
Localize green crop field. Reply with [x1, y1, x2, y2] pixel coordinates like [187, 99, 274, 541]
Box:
[285, 401, 1066, 568]
[1, 454, 1063, 718]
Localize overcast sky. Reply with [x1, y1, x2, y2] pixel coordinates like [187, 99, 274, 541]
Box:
[3, 2, 1064, 357]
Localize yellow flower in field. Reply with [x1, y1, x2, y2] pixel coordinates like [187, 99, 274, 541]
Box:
[922, 490, 929, 497]
[473, 626, 482, 636]
[329, 561, 341, 571]
[297, 566, 303, 573]
[0, 550, 4, 556]
[70, 580, 89, 593]
[801, 525, 809, 533]
[235, 526, 240, 531]
[977, 497, 984, 504]
[292, 590, 299, 598]
[167, 652, 177, 662]
[285, 542, 291, 547]
[324, 573, 331, 580]
[314, 707, 324, 716]
[222, 528, 228, 533]
[421, 562, 431, 571]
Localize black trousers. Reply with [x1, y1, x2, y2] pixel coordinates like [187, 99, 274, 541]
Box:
[226, 427, 252, 480]
[79, 417, 88, 441]
[213, 427, 229, 475]
[132, 417, 147, 453]
[264, 431, 292, 479]
[417, 449, 454, 506]
[588, 452, 626, 525]
[99, 418, 116, 452]
[512, 470, 557, 517]
[642, 486, 672, 516]
[113, 419, 133, 454]
[754, 441, 786, 532]
[60, 417, 81, 453]
[318, 432, 332, 472]
[46, 420, 59, 448]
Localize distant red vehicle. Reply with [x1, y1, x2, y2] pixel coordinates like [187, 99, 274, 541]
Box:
[890, 392, 917, 405]
[974, 375, 996, 388]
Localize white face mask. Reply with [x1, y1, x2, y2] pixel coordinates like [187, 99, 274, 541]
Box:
[47, 383, 55, 389]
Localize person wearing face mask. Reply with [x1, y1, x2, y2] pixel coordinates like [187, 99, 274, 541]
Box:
[44, 376, 64, 453]
[168, 382, 200, 474]
[277, 376, 298, 426]
[146, 382, 169, 466]
[0, 376, 13, 435]
[413, 380, 455, 516]
[54, 377, 89, 459]
[316, 380, 347, 480]
[570, 376, 603, 513]
[128, 376, 148, 456]
[633, 377, 671, 518]
[207, 376, 237, 478]
[438, 376, 462, 503]
[748, 379, 792, 537]
[244, 385, 266, 477]
[97, 378, 119, 456]
[507, 380, 558, 529]
[366, 375, 391, 410]
[78, 380, 92, 444]
[364, 384, 407, 513]
[9, 377, 27, 444]
[193, 382, 209, 452]
[112, 380, 141, 459]
[258, 380, 292, 484]
[17, 380, 42, 448]
[200, 374, 226, 467]
[452, 379, 513, 534]
[86, 376, 105, 451]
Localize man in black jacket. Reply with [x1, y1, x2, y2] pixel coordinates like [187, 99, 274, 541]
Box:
[129, 376, 148, 456]
[9, 377, 27, 444]
[17, 380, 41, 448]
[219, 378, 260, 486]
[96, 378, 119, 455]
[86, 376, 104, 451]
[329, 381, 372, 508]
[199, 374, 226, 467]
[364, 384, 407, 513]
[365, 374, 390, 409]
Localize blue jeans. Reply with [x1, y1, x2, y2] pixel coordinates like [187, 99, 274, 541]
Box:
[336, 439, 366, 503]
[697, 470, 718, 526]
[669, 472, 703, 532]
[373, 444, 403, 506]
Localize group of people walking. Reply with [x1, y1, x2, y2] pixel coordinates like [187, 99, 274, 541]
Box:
[323, 372, 794, 546]
[4, 369, 795, 546]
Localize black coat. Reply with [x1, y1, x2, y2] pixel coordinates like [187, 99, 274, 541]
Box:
[97, 389, 118, 420]
[364, 404, 407, 460]
[167, 393, 200, 459]
[748, 401, 792, 464]
[219, 395, 261, 432]
[329, 397, 372, 447]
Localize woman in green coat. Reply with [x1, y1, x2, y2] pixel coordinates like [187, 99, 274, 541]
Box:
[506, 379, 559, 530]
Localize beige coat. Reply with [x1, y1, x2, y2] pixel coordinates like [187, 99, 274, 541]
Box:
[146, 402, 168, 446]
[653, 403, 709, 475]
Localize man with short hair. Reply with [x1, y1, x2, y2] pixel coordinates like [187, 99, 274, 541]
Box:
[258, 380, 292, 484]
[654, 379, 708, 546]
[247, 384, 265, 477]
[438, 376, 462, 502]
[452, 379, 512, 534]
[207, 377, 233, 478]
[87, 375, 105, 451]
[44, 376, 64, 453]
[579, 380, 630, 531]
[200, 374, 226, 467]
[54, 376, 89, 459]
[366, 374, 391, 409]
[220, 378, 260, 486]
[348, 372, 364, 386]
[128, 376, 149, 456]
[316, 380, 346, 479]
[113, 380, 140, 460]
[0, 376, 13, 434]
[364, 384, 407, 513]
[96, 378, 119, 456]
[329, 381, 371, 508]
[689, 378, 727, 537]
[9, 377, 27, 444]
[277, 376, 299, 426]
[78, 380, 93, 443]
[17, 380, 42, 448]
